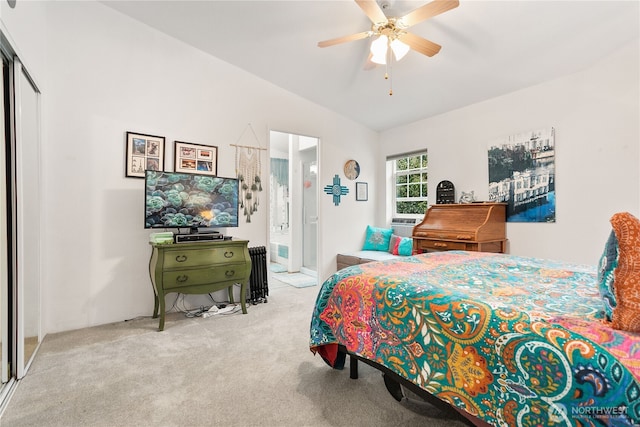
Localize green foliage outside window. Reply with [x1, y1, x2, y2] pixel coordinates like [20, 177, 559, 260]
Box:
[393, 152, 428, 215]
[396, 201, 428, 214]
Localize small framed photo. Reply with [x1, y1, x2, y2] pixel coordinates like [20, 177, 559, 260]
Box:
[174, 141, 218, 176]
[125, 131, 165, 178]
[356, 182, 368, 201]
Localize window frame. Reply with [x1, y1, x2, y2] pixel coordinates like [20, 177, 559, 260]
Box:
[389, 151, 428, 219]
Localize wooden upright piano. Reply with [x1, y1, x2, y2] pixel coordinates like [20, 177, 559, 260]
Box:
[412, 203, 507, 254]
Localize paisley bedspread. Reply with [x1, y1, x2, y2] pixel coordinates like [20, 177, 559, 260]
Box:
[309, 251, 640, 426]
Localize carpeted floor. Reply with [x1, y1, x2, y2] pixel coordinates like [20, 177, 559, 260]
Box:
[0, 284, 469, 427]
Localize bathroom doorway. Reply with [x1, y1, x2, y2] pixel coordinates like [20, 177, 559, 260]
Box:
[269, 131, 318, 288]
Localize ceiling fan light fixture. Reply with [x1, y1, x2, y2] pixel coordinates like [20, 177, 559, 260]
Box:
[371, 52, 387, 65]
[370, 35, 388, 64]
[317, 0, 460, 94]
[390, 39, 409, 61]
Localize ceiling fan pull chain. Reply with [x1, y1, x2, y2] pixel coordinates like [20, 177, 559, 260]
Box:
[384, 47, 390, 82]
[385, 42, 390, 80]
[387, 52, 393, 96]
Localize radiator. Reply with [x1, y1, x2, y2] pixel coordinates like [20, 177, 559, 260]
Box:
[248, 246, 269, 304]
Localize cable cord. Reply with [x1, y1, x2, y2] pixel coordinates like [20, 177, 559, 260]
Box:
[164, 293, 240, 318]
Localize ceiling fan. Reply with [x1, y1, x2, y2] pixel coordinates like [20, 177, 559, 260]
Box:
[318, 0, 459, 65]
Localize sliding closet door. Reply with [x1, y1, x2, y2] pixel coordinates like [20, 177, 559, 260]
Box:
[13, 59, 41, 378]
[0, 56, 9, 387]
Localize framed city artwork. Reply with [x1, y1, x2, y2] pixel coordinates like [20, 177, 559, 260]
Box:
[174, 141, 218, 176]
[125, 131, 165, 178]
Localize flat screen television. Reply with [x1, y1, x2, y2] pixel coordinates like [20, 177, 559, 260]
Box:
[145, 171, 239, 232]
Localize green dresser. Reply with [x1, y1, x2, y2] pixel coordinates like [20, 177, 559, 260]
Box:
[148, 239, 251, 331]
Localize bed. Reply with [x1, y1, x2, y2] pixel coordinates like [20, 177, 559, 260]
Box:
[309, 250, 640, 426]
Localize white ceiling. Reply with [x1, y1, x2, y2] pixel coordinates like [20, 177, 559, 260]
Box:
[101, 0, 639, 132]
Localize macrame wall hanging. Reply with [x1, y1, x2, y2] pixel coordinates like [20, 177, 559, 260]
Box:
[231, 123, 266, 223]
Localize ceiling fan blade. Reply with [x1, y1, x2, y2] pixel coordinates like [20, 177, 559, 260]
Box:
[399, 0, 459, 28]
[398, 32, 442, 57]
[318, 31, 372, 48]
[355, 0, 388, 24]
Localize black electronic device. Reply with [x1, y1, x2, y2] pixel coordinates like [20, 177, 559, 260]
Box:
[175, 233, 225, 243]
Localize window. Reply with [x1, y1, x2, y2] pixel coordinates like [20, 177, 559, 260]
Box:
[389, 151, 428, 216]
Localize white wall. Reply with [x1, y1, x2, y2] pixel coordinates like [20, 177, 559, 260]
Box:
[377, 39, 640, 265]
[0, 0, 46, 82]
[35, 1, 377, 333]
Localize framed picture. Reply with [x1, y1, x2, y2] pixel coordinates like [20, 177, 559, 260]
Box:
[174, 141, 218, 176]
[356, 182, 368, 201]
[125, 131, 165, 178]
[344, 159, 360, 180]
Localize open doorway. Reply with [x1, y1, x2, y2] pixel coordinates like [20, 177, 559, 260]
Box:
[269, 131, 318, 288]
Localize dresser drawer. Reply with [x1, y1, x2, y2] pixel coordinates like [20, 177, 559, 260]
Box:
[162, 264, 247, 289]
[417, 240, 470, 251]
[162, 246, 246, 269]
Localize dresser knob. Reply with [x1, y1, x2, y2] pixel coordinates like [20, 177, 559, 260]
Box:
[225, 270, 235, 278]
[224, 251, 234, 258]
[175, 255, 188, 262]
[176, 275, 188, 282]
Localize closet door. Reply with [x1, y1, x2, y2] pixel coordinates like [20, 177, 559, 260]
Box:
[13, 59, 41, 378]
[0, 55, 9, 388]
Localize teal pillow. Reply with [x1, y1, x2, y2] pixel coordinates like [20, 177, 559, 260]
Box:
[388, 234, 414, 256]
[363, 226, 393, 251]
[398, 237, 413, 256]
[598, 230, 619, 320]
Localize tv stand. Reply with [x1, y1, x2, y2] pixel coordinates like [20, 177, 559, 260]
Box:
[148, 240, 251, 330]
